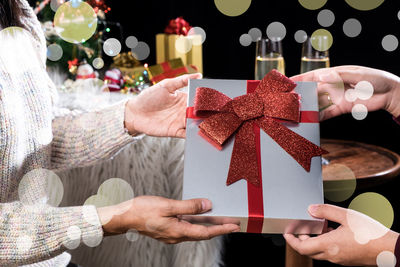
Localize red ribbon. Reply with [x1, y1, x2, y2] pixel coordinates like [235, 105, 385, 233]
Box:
[151, 62, 190, 84]
[188, 70, 327, 233]
[164, 17, 192, 36]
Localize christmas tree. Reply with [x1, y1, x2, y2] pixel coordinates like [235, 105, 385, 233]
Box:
[34, 0, 115, 76]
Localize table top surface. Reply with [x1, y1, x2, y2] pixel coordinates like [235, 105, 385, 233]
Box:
[321, 139, 400, 181]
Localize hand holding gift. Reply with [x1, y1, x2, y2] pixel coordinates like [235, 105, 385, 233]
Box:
[124, 73, 201, 138]
[291, 65, 400, 120]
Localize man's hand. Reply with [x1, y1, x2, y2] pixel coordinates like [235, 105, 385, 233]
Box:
[98, 196, 240, 244]
[284, 204, 399, 266]
[291, 66, 400, 120]
[124, 73, 202, 138]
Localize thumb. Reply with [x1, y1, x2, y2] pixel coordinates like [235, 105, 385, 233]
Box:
[163, 73, 202, 93]
[166, 198, 212, 216]
[308, 204, 347, 225]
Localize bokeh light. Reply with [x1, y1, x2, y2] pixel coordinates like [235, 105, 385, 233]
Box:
[294, 30, 308, 43]
[188, 27, 207, 45]
[82, 234, 103, 247]
[132, 41, 150, 60]
[349, 192, 394, 229]
[214, 0, 252, 17]
[311, 29, 333, 51]
[18, 168, 64, 207]
[47, 44, 63, 61]
[54, 1, 97, 44]
[125, 36, 138, 49]
[92, 57, 104, 69]
[97, 178, 134, 209]
[50, 0, 64, 12]
[377, 251, 397, 267]
[347, 207, 390, 245]
[323, 164, 356, 202]
[175, 36, 193, 54]
[64, 225, 81, 250]
[103, 38, 122, 57]
[298, 0, 327, 10]
[345, 0, 385, 11]
[126, 229, 140, 242]
[345, 89, 358, 102]
[239, 34, 252, 46]
[355, 81, 374, 100]
[382, 35, 399, 52]
[248, 28, 262, 42]
[36, 127, 53, 146]
[317, 9, 335, 27]
[352, 104, 368, 120]
[343, 18, 362, 38]
[266, 22, 286, 41]
[17, 235, 32, 254]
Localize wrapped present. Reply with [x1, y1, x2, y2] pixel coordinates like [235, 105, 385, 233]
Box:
[111, 52, 143, 76]
[146, 58, 198, 84]
[182, 70, 327, 234]
[156, 17, 203, 73]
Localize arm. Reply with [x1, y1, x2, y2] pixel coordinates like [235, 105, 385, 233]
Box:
[51, 100, 137, 170]
[51, 73, 201, 170]
[284, 204, 399, 266]
[0, 202, 102, 265]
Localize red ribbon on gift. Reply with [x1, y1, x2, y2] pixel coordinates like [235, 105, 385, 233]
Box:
[164, 17, 192, 36]
[151, 62, 190, 84]
[187, 70, 327, 233]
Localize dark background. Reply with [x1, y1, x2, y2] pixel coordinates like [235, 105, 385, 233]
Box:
[105, 1, 400, 266]
[26, 0, 397, 265]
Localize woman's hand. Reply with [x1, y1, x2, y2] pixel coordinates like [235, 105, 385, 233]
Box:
[124, 73, 202, 138]
[97, 196, 240, 244]
[291, 66, 400, 120]
[284, 204, 399, 266]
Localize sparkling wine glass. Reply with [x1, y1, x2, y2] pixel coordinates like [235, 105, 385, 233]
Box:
[300, 37, 330, 74]
[255, 38, 285, 79]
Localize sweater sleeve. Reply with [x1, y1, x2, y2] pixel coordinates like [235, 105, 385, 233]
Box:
[0, 202, 103, 265]
[51, 100, 140, 171]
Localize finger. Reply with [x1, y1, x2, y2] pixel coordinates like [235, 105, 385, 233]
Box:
[308, 204, 347, 225]
[175, 128, 186, 138]
[299, 234, 310, 241]
[283, 234, 324, 256]
[162, 73, 202, 93]
[166, 198, 212, 216]
[180, 223, 240, 240]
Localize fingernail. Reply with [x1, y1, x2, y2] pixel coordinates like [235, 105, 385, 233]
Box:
[308, 205, 320, 216]
[201, 199, 212, 211]
[232, 227, 241, 233]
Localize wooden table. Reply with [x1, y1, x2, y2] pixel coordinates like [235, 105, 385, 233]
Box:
[285, 139, 400, 267]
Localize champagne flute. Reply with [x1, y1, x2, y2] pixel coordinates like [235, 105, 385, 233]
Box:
[300, 37, 330, 74]
[255, 38, 285, 79]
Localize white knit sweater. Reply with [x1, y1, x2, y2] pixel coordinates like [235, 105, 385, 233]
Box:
[0, 1, 135, 266]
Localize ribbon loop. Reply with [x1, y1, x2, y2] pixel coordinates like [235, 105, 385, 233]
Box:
[232, 93, 264, 121]
[192, 70, 327, 187]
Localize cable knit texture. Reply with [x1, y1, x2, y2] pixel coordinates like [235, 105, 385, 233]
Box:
[0, 1, 135, 266]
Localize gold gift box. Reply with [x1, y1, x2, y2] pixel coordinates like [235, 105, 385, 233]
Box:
[156, 33, 203, 73]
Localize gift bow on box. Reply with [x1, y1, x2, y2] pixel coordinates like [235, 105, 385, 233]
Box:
[187, 70, 328, 188]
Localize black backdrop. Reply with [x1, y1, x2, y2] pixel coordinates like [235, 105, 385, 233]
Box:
[29, 0, 399, 265]
[111, 1, 400, 266]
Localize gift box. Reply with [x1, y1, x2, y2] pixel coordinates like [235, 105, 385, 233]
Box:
[147, 58, 198, 84]
[182, 70, 326, 234]
[156, 18, 203, 73]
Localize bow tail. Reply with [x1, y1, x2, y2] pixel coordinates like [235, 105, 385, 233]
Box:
[227, 121, 260, 187]
[258, 118, 328, 172]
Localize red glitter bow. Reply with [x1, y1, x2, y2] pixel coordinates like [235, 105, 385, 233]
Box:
[164, 17, 192, 35]
[193, 70, 327, 187]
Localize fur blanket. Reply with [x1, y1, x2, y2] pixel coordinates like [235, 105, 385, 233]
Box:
[58, 136, 223, 267]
